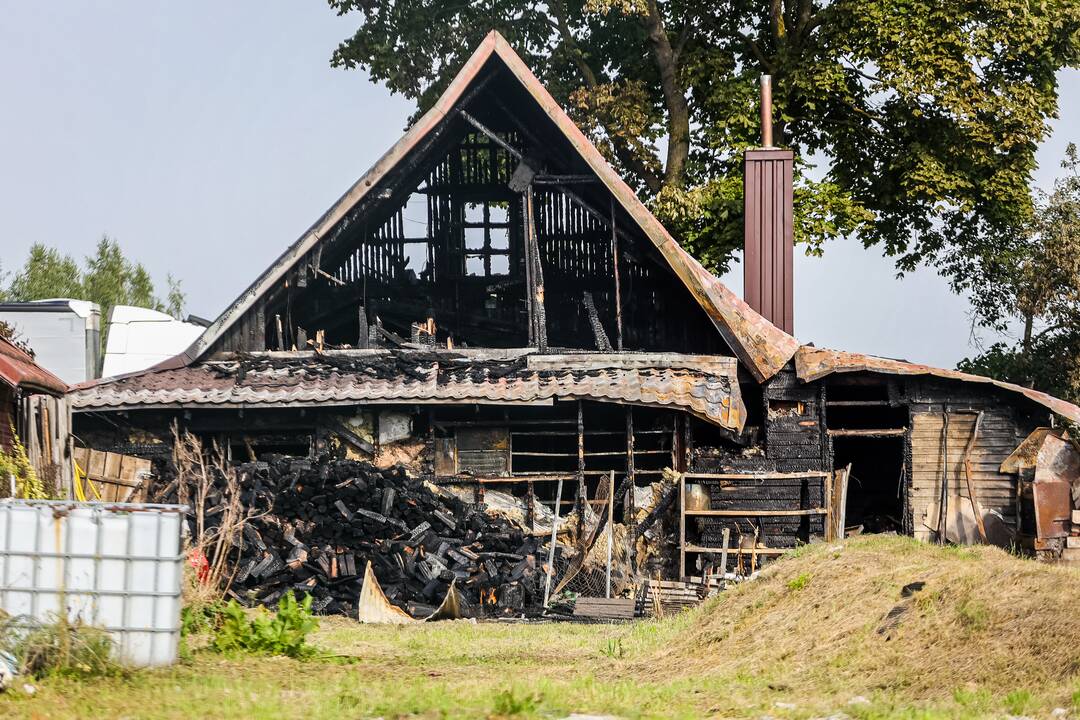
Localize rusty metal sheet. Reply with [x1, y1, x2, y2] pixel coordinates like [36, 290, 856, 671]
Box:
[1032, 479, 1071, 539]
[0, 336, 67, 395]
[795, 346, 1080, 423]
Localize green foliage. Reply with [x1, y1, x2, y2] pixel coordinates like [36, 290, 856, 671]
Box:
[958, 145, 1080, 405]
[491, 687, 540, 716]
[1004, 689, 1033, 715]
[0, 615, 120, 679]
[600, 637, 624, 659]
[0, 426, 47, 499]
[180, 600, 227, 638]
[210, 594, 319, 659]
[328, 0, 1080, 276]
[3, 236, 187, 355]
[786, 572, 811, 592]
[7, 245, 84, 301]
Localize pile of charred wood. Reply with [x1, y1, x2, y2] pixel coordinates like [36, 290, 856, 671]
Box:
[167, 445, 544, 618]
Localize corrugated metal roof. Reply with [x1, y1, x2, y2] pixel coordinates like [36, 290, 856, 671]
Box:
[70, 350, 746, 430]
[795, 346, 1080, 423]
[0, 336, 68, 396]
[178, 31, 798, 383]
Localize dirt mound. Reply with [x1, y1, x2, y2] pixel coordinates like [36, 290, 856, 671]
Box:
[643, 536, 1080, 699]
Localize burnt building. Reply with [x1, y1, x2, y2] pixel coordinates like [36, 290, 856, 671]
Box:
[70, 32, 1080, 577]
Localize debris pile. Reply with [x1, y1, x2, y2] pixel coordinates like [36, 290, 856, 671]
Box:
[214, 456, 544, 617]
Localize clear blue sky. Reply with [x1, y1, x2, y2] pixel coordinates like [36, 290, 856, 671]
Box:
[1, 3, 1076, 368]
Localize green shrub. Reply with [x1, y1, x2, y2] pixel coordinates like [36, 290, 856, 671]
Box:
[0, 426, 46, 499]
[211, 593, 319, 659]
[491, 687, 539, 716]
[181, 599, 227, 637]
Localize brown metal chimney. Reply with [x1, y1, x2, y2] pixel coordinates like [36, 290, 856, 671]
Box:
[744, 75, 794, 335]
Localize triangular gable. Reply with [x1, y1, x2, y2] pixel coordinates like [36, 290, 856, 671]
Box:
[184, 31, 797, 382]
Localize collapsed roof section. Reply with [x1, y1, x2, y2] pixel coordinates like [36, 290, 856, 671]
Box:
[181, 31, 798, 383]
[69, 349, 746, 430]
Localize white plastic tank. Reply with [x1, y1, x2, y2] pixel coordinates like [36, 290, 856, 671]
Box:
[0, 500, 185, 667]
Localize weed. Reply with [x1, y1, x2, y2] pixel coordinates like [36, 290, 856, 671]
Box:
[786, 573, 811, 592]
[1004, 689, 1032, 715]
[600, 637, 624, 659]
[180, 599, 226, 637]
[491, 687, 539, 716]
[211, 593, 319, 659]
[0, 615, 120, 679]
[1071, 686, 1080, 709]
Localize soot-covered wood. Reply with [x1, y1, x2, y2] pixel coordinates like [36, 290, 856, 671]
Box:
[189, 455, 543, 618]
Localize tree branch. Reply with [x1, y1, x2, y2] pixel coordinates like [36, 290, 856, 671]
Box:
[642, 0, 691, 188]
[549, 0, 663, 193]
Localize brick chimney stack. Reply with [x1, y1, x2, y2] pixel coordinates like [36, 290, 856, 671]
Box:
[743, 75, 794, 335]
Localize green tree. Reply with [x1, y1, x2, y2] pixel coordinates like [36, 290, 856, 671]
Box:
[7, 245, 84, 301]
[4, 236, 188, 352]
[328, 0, 1079, 276]
[81, 236, 166, 323]
[958, 145, 1080, 403]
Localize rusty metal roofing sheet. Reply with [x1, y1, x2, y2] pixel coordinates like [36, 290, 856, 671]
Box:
[0, 336, 67, 396]
[181, 31, 798, 384]
[70, 350, 746, 430]
[795, 346, 1080, 423]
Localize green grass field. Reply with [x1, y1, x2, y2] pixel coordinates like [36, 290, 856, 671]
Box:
[3, 536, 1079, 719]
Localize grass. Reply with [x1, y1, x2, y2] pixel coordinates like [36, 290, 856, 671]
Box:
[3, 536, 1080, 718]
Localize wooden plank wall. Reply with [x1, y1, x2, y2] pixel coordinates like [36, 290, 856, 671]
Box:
[15, 394, 72, 499]
[909, 409, 1024, 542]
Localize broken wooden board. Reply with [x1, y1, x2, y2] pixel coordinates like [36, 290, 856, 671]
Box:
[572, 597, 636, 620]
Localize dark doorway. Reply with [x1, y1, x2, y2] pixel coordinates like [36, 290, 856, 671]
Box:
[832, 436, 905, 534]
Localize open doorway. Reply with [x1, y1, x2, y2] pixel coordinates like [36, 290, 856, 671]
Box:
[832, 436, 905, 534]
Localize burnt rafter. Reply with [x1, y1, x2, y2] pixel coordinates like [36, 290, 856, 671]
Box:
[191, 31, 795, 372]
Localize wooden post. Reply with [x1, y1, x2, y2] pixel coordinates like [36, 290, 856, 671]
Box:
[610, 197, 623, 350]
[824, 469, 834, 541]
[576, 401, 586, 539]
[962, 411, 988, 542]
[524, 187, 547, 351]
[522, 193, 536, 347]
[679, 472, 686, 579]
[938, 410, 950, 544]
[720, 527, 730, 579]
[606, 469, 615, 598]
[526, 480, 536, 531]
[542, 477, 564, 607]
[625, 408, 636, 572]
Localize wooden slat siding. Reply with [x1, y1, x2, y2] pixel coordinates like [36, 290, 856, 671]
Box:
[909, 411, 1022, 542]
[743, 148, 794, 334]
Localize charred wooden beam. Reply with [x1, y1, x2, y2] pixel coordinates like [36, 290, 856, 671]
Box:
[582, 292, 613, 352]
